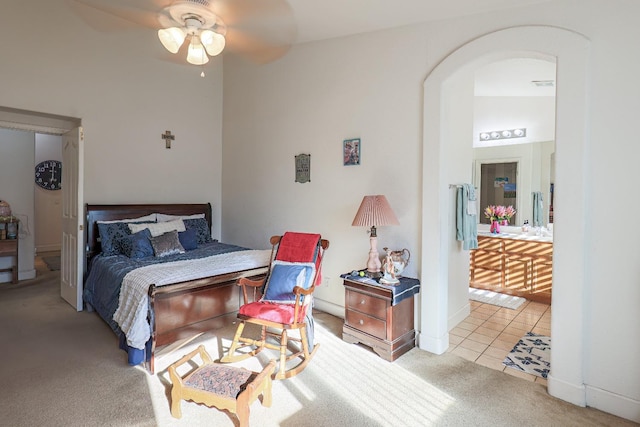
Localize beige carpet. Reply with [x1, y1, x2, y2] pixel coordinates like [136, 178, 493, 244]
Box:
[0, 266, 634, 427]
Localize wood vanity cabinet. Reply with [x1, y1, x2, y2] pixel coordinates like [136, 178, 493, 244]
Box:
[470, 235, 552, 304]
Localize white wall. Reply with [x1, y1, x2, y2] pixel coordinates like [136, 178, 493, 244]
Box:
[0, 0, 225, 241]
[35, 134, 63, 252]
[0, 129, 36, 282]
[474, 96, 556, 147]
[222, 24, 427, 312]
[223, 0, 640, 422]
[443, 70, 476, 329]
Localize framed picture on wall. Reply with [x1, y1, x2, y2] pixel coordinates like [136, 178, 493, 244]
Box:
[343, 138, 361, 166]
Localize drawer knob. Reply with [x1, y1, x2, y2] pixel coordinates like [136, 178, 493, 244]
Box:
[359, 319, 364, 325]
[360, 299, 365, 305]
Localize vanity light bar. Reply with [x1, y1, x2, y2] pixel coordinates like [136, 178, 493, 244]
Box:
[479, 128, 527, 141]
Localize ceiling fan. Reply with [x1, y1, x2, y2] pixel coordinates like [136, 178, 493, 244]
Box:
[71, 0, 297, 65]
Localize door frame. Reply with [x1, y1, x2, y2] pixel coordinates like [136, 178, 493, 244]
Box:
[0, 107, 82, 303]
[420, 26, 590, 407]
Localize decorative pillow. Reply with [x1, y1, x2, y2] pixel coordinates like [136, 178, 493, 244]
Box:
[183, 218, 213, 244]
[178, 228, 198, 251]
[119, 228, 153, 259]
[128, 219, 186, 237]
[96, 214, 157, 224]
[97, 221, 153, 256]
[156, 213, 205, 222]
[150, 230, 185, 258]
[262, 261, 316, 303]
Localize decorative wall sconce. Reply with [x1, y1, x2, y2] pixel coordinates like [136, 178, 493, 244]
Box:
[479, 128, 527, 141]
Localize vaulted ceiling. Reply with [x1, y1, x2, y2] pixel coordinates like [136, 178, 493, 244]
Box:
[288, 0, 553, 43]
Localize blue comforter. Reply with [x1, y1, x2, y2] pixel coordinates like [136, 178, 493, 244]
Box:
[83, 241, 249, 363]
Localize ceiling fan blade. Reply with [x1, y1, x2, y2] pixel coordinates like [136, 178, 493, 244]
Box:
[70, 0, 171, 31]
[209, 0, 297, 63]
[224, 28, 292, 64]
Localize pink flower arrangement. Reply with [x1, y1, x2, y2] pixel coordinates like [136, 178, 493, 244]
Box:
[484, 205, 516, 223]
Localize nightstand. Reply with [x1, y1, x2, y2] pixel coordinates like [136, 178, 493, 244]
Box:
[341, 275, 420, 361]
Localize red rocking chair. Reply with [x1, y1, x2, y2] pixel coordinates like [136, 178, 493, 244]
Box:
[221, 232, 329, 379]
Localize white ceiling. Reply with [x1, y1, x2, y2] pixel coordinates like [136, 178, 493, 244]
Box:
[475, 58, 557, 97]
[286, 0, 557, 96]
[288, 0, 553, 43]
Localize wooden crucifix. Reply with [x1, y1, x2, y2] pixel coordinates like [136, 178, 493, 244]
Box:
[161, 130, 175, 149]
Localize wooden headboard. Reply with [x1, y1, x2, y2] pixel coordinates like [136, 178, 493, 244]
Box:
[85, 203, 212, 261]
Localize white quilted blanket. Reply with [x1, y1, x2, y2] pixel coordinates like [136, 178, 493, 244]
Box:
[113, 249, 271, 349]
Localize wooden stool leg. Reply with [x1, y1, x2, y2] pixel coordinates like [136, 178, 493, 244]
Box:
[236, 394, 250, 427]
[262, 375, 273, 407]
[170, 387, 182, 419]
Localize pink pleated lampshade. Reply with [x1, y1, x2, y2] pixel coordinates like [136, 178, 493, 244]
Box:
[351, 195, 399, 227]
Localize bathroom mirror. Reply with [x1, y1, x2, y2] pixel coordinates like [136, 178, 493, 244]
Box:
[473, 141, 554, 227]
[477, 161, 518, 225]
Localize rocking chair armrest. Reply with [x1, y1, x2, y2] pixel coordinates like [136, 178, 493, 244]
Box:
[238, 276, 267, 304]
[237, 277, 265, 288]
[293, 285, 316, 296]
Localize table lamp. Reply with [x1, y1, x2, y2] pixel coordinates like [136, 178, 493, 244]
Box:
[351, 195, 399, 276]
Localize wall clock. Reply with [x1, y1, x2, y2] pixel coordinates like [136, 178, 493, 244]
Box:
[35, 160, 62, 191]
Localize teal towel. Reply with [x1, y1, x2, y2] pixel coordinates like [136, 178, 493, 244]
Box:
[533, 192, 544, 226]
[456, 184, 478, 250]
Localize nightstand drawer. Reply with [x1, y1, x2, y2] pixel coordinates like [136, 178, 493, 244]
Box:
[346, 289, 387, 319]
[345, 309, 386, 340]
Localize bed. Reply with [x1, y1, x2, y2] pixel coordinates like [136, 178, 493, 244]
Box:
[83, 203, 271, 374]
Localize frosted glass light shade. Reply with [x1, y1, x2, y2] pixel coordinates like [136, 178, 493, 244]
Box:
[158, 27, 186, 54]
[200, 30, 225, 56]
[187, 36, 209, 65]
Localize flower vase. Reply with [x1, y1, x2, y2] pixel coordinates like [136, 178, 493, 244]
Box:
[490, 220, 500, 234]
[501, 219, 508, 226]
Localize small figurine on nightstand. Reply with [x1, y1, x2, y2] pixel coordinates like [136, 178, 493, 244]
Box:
[380, 248, 399, 284]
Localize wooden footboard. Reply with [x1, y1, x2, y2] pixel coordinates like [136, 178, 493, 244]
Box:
[148, 267, 267, 373]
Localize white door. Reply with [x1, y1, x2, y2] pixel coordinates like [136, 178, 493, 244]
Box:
[61, 127, 84, 310]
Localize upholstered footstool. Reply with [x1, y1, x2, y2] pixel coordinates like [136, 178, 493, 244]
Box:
[168, 345, 276, 427]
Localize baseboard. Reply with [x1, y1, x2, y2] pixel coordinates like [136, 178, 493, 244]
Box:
[417, 331, 449, 355]
[19, 269, 36, 281]
[547, 374, 586, 407]
[449, 302, 471, 331]
[586, 385, 640, 423]
[36, 244, 61, 253]
[314, 298, 344, 319]
[0, 269, 36, 283]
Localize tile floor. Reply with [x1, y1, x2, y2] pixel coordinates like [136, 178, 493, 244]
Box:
[449, 294, 551, 385]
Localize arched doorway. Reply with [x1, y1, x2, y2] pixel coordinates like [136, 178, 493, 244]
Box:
[420, 26, 590, 406]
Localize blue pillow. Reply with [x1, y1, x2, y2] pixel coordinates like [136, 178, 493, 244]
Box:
[178, 228, 198, 251]
[120, 228, 153, 259]
[97, 222, 132, 256]
[183, 218, 213, 244]
[262, 261, 316, 303]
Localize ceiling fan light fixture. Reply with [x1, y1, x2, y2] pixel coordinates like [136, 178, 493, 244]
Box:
[158, 27, 186, 54]
[187, 35, 209, 65]
[200, 30, 225, 56]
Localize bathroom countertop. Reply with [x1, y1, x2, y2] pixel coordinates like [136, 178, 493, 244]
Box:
[477, 231, 553, 243]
